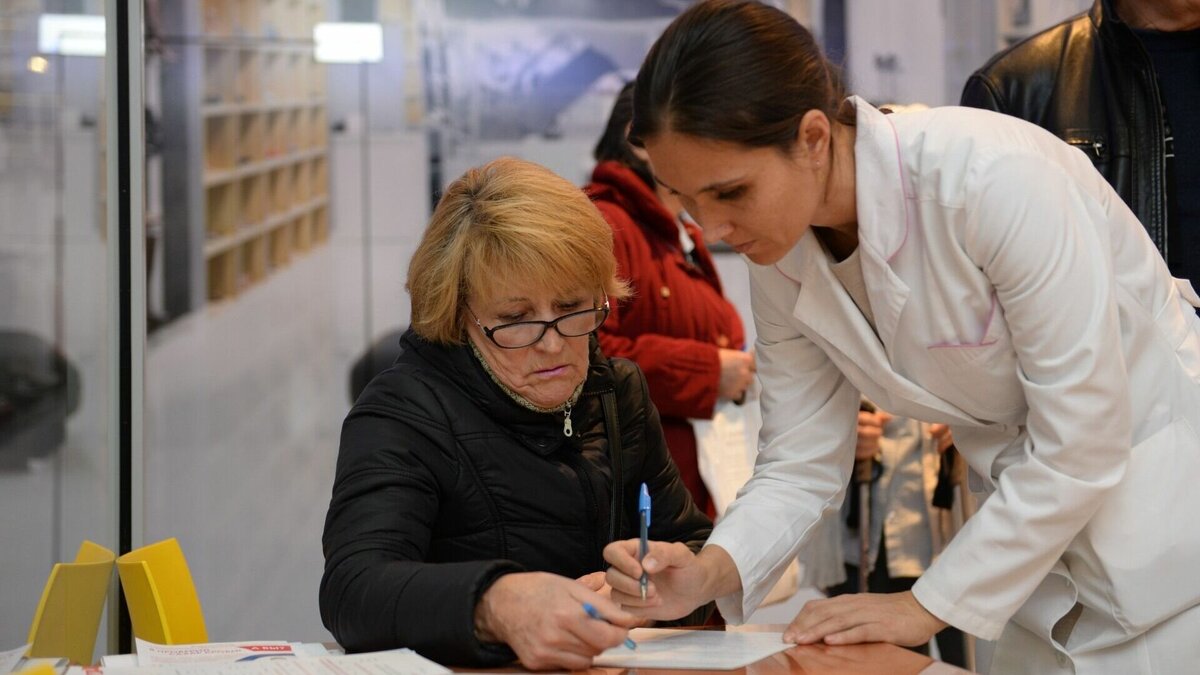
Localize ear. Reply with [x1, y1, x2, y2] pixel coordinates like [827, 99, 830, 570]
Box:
[794, 109, 831, 166]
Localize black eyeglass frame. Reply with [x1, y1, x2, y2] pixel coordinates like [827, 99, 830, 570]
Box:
[467, 298, 611, 349]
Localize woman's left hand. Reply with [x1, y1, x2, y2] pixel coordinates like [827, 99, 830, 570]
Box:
[782, 591, 947, 648]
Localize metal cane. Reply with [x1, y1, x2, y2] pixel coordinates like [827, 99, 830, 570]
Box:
[855, 458, 873, 592]
[856, 400, 878, 593]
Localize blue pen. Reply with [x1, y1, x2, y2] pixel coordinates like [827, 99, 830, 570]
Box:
[638, 482, 651, 601]
[582, 602, 637, 649]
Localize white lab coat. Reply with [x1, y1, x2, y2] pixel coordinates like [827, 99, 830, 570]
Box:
[708, 98, 1200, 672]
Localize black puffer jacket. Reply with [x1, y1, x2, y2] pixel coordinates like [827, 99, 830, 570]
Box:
[320, 330, 712, 666]
[960, 0, 1171, 259]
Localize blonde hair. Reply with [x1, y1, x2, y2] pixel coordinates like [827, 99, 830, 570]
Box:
[407, 156, 630, 345]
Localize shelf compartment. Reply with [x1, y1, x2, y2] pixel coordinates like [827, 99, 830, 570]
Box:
[293, 158, 311, 200]
[269, 220, 293, 268]
[207, 248, 240, 300]
[243, 173, 269, 226]
[203, 47, 235, 105]
[202, 0, 233, 37]
[310, 107, 327, 149]
[235, 112, 266, 165]
[234, 0, 262, 37]
[235, 49, 260, 103]
[268, 166, 294, 216]
[205, 181, 239, 239]
[310, 156, 327, 197]
[293, 212, 314, 252]
[244, 234, 269, 284]
[312, 204, 328, 243]
[204, 115, 236, 171]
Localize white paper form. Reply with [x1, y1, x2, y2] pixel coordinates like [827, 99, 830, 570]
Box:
[1, 645, 30, 673]
[104, 650, 448, 675]
[593, 628, 792, 670]
[135, 640, 297, 665]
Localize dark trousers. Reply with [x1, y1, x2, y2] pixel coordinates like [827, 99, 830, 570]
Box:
[823, 536, 966, 667]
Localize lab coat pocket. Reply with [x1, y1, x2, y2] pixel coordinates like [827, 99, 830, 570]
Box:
[925, 325, 1024, 419]
[1081, 417, 1200, 634]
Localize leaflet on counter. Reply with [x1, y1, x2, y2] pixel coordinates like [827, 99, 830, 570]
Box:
[133, 641, 299, 666]
[99, 650, 448, 675]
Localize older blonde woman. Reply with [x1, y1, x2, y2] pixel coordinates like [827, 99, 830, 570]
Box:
[320, 157, 712, 670]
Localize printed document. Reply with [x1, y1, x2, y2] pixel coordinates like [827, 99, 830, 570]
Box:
[135, 641, 298, 665]
[103, 650, 448, 675]
[1, 646, 29, 674]
[594, 628, 791, 670]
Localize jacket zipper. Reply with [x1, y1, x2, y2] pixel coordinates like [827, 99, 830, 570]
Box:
[563, 401, 573, 437]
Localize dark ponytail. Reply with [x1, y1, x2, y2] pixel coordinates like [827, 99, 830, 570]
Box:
[630, 0, 851, 152]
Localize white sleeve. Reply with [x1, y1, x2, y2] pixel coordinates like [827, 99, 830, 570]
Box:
[707, 261, 859, 623]
[911, 152, 1132, 640]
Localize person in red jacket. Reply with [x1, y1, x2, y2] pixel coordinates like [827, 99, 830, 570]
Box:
[586, 82, 756, 515]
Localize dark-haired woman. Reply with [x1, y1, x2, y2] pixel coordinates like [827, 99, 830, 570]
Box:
[586, 82, 753, 516]
[601, 1, 1200, 672]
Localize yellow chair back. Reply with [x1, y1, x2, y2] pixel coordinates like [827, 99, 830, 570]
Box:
[26, 540, 115, 665]
[116, 538, 208, 645]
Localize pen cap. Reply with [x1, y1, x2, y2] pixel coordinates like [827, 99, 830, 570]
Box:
[639, 482, 651, 520]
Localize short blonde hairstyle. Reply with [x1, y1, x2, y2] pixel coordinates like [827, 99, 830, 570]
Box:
[407, 156, 630, 345]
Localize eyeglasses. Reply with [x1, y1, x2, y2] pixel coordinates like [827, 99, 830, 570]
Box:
[468, 299, 610, 349]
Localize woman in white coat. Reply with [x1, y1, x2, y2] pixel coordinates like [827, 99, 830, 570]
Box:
[602, 1, 1200, 672]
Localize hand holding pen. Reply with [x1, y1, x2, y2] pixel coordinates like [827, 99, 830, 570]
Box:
[473, 571, 639, 670]
[583, 603, 637, 649]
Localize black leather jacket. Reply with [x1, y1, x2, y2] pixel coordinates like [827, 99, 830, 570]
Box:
[961, 0, 1171, 259]
[320, 330, 712, 667]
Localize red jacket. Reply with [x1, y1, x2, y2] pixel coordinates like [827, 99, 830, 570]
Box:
[587, 161, 746, 514]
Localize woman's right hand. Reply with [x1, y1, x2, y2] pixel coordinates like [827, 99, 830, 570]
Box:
[473, 571, 638, 671]
[603, 540, 740, 621]
[718, 348, 756, 402]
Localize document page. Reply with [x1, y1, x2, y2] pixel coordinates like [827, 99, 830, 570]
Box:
[594, 628, 792, 670]
[104, 650, 448, 675]
[135, 640, 298, 665]
[1, 645, 29, 674]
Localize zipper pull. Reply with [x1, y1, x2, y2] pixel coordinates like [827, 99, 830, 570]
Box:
[563, 402, 574, 437]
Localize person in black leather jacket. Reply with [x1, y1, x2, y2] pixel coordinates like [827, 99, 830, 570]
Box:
[961, 0, 1200, 297]
[319, 156, 712, 670]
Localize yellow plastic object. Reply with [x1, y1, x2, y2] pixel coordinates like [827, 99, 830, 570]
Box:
[116, 538, 208, 645]
[25, 540, 116, 666]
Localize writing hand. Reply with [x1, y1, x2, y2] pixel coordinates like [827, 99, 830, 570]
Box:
[474, 571, 638, 670]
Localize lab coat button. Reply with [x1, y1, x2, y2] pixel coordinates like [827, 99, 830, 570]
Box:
[1056, 652, 1068, 667]
[660, 285, 671, 298]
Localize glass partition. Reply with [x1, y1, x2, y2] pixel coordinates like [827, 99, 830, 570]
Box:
[0, 0, 114, 660]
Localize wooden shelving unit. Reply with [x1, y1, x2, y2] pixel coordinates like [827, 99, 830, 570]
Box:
[161, 0, 329, 316]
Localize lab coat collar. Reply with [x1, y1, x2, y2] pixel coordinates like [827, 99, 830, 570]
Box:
[773, 99, 981, 426]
